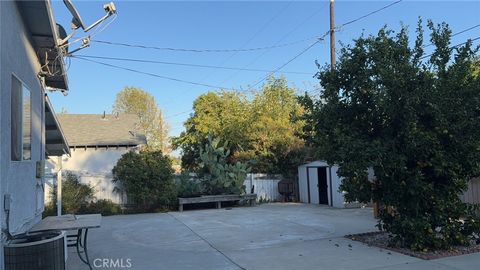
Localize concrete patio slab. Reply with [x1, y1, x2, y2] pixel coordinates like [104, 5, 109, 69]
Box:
[67, 203, 480, 270]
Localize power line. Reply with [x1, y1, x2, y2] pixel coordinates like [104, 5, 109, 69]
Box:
[217, 0, 294, 63]
[165, 109, 194, 119]
[92, 35, 320, 53]
[71, 54, 313, 75]
[72, 56, 242, 91]
[451, 23, 480, 38]
[335, 0, 403, 30]
[420, 36, 480, 60]
[249, 0, 405, 88]
[218, 2, 331, 86]
[423, 23, 480, 48]
[250, 36, 327, 88]
[135, 1, 298, 111]
[164, 35, 480, 121]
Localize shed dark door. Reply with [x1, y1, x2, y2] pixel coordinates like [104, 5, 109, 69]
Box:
[318, 167, 329, 205]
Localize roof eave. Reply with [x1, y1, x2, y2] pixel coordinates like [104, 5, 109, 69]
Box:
[18, 0, 69, 92]
[45, 95, 70, 156]
[45, 0, 69, 92]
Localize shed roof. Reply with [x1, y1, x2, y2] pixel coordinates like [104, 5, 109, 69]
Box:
[298, 160, 331, 168]
[57, 114, 146, 147]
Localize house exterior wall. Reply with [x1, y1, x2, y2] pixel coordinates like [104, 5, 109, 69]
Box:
[1, 0, 47, 267]
[0, 2, 3, 269]
[47, 147, 135, 205]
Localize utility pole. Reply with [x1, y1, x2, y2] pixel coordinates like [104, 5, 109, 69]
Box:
[329, 0, 336, 71]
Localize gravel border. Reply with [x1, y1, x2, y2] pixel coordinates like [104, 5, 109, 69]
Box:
[345, 231, 480, 260]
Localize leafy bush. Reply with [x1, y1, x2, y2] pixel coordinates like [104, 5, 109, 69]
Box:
[47, 172, 95, 215]
[44, 172, 122, 217]
[175, 173, 203, 198]
[82, 199, 122, 216]
[198, 135, 250, 195]
[112, 150, 177, 211]
[303, 20, 480, 250]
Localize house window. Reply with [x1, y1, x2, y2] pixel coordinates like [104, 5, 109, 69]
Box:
[11, 75, 31, 161]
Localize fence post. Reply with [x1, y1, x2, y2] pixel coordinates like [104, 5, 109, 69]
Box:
[56, 156, 62, 216]
[250, 173, 254, 194]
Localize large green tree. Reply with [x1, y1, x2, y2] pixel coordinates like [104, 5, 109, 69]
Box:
[113, 87, 169, 153]
[173, 77, 306, 174]
[172, 91, 251, 171]
[303, 21, 480, 250]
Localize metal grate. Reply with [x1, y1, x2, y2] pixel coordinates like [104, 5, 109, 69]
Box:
[5, 231, 65, 270]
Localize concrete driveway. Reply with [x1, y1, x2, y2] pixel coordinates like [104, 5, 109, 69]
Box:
[67, 203, 480, 270]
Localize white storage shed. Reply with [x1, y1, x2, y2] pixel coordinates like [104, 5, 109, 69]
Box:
[298, 160, 346, 208]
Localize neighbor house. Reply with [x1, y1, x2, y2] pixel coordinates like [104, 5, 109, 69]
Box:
[0, 0, 69, 267]
[46, 113, 146, 205]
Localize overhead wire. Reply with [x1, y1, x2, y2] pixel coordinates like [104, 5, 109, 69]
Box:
[423, 23, 480, 48]
[92, 35, 320, 53]
[420, 36, 480, 60]
[72, 56, 242, 91]
[69, 55, 313, 75]
[164, 34, 480, 120]
[250, 35, 327, 88]
[249, 0, 405, 88]
[162, 0, 297, 114]
[74, 0, 406, 121]
[335, 0, 403, 30]
[218, 2, 330, 86]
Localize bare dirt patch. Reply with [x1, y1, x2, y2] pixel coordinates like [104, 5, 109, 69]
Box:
[346, 231, 480, 260]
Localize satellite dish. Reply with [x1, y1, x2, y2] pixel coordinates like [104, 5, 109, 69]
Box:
[63, 0, 86, 30]
[56, 23, 69, 52]
[60, 0, 117, 55]
[62, 0, 116, 32]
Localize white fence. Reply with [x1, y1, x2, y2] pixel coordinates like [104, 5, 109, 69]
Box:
[45, 172, 284, 205]
[44, 172, 126, 205]
[461, 178, 480, 205]
[244, 174, 282, 202]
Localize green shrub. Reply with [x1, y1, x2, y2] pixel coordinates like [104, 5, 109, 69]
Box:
[175, 173, 203, 198]
[43, 203, 56, 218]
[112, 150, 177, 211]
[198, 135, 250, 195]
[82, 199, 122, 216]
[47, 172, 95, 215]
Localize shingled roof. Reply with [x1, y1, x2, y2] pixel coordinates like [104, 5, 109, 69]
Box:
[57, 114, 146, 147]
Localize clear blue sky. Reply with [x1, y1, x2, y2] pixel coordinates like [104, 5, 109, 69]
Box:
[49, 0, 480, 137]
